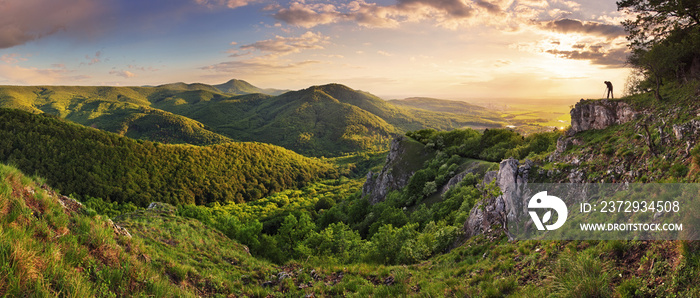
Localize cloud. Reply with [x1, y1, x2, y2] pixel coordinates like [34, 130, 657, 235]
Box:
[239, 31, 329, 55]
[127, 64, 160, 72]
[397, 0, 474, 18]
[109, 70, 137, 78]
[206, 31, 329, 75]
[377, 50, 393, 57]
[0, 53, 28, 64]
[546, 47, 628, 67]
[0, 0, 106, 49]
[494, 59, 512, 67]
[82, 51, 102, 66]
[194, 0, 257, 9]
[271, 0, 560, 29]
[274, 0, 481, 29]
[201, 60, 321, 73]
[537, 19, 626, 39]
[0, 64, 90, 84]
[273, 2, 341, 28]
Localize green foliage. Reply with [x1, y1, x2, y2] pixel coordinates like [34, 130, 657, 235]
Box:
[82, 196, 141, 218]
[670, 163, 689, 178]
[619, 0, 700, 97]
[302, 222, 367, 263]
[407, 128, 558, 162]
[0, 109, 335, 206]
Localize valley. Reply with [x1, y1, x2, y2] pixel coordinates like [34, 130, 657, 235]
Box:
[1, 78, 700, 296]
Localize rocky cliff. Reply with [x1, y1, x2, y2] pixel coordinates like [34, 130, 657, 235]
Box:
[567, 99, 637, 136]
[550, 99, 638, 162]
[463, 158, 532, 239]
[362, 135, 435, 204]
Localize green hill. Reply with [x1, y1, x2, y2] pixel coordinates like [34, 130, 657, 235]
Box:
[0, 85, 233, 146]
[0, 108, 335, 205]
[0, 82, 506, 156]
[213, 79, 288, 95]
[155, 82, 222, 93]
[156, 84, 506, 156]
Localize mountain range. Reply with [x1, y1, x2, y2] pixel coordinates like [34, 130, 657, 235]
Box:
[0, 80, 505, 156]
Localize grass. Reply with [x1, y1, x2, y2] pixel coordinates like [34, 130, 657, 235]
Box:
[2, 161, 700, 296]
[0, 163, 188, 297]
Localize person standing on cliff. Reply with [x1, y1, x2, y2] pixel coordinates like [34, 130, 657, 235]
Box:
[604, 81, 614, 99]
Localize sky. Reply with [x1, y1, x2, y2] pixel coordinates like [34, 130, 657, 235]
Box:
[0, 0, 633, 101]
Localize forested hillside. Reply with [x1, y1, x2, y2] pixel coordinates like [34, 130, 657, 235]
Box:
[0, 109, 335, 206]
[0, 82, 506, 156]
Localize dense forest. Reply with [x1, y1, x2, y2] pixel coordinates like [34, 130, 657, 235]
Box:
[127, 127, 560, 266]
[0, 109, 335, 206]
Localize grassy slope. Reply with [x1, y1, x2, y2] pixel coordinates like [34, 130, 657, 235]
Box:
[114, 205, 278, 296]
[0, 163, 190, 297]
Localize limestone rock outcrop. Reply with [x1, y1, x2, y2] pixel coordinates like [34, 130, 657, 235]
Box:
[464, 158, 532, 238]
[568, 99, 637, 136]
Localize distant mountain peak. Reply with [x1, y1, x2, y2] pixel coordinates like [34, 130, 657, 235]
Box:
[214, 79, 288, 96]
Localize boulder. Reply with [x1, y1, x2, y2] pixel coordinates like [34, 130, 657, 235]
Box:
[672, 119, 700, 140]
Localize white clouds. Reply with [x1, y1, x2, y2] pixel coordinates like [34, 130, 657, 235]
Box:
[109, 70, 136, 78]
[204, 31, 329, 75]
[202, 59, 321, 73]
[0, 64, 90, 84]
[194, 0, 256, 9]
[273, 2, 342, 28]
[0, 53, 28, 64]
[239, 31, 329, 55]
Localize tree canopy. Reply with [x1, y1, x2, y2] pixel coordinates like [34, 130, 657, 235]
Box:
[618, 0, 700, 99]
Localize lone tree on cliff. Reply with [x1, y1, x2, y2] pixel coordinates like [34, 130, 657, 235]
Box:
[618, 0, 700, 100]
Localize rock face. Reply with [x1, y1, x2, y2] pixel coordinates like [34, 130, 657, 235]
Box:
[672, 119, 700, 140]
[550, 99, 637, 162]
[464, 158, 532, 238]
[568, 99, 637, 136]
[440, 162, 488, 195]
[362, 135, 434, 204]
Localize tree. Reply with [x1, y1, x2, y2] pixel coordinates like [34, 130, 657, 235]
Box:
[618, 0, 700, 97]
[618, 0, 700, 49]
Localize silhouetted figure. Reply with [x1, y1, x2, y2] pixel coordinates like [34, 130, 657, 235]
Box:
[604, 81, 613, 99]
